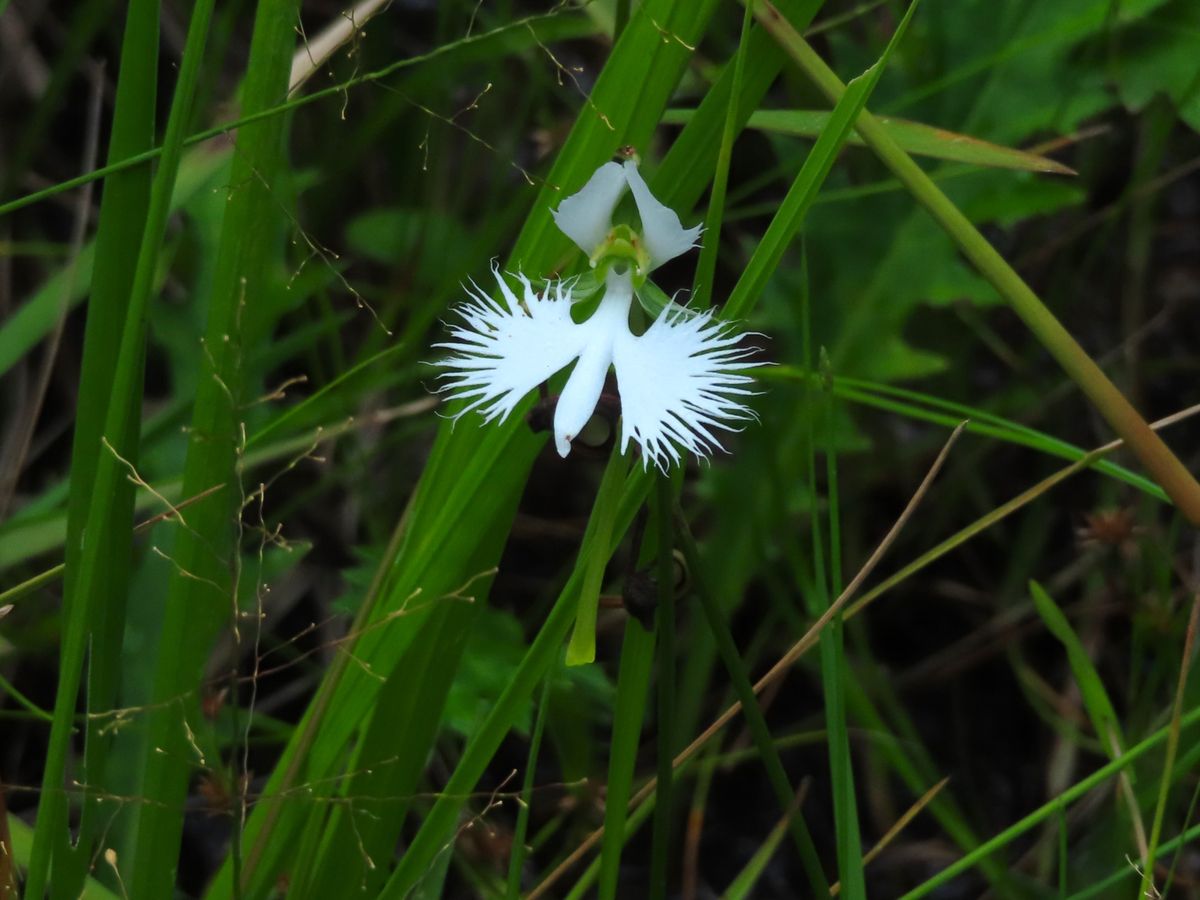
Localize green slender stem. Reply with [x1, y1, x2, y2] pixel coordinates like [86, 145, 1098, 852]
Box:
[673, 504, 830, 896]
[505, 675, 553, 899]
[752, 0, 1200, 524]
[802, 247, 864, 898]
[599, 618, 656, 900]
[0, 671, 54, 722]
[649, 476, 677, 900]
[0, 565, 64, 605]
[1139, 596, 1199, 898]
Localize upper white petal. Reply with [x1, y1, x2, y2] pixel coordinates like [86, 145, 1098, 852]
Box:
[434, 267, 588, 425]
[622, 159, 702, 270]
[551, 161, 627, 256]
[612, 300, 759, 471]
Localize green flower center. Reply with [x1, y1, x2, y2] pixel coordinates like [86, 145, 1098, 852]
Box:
[590, 223, 651, 283]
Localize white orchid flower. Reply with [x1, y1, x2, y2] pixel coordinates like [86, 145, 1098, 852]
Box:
[434, 158, 761, 471]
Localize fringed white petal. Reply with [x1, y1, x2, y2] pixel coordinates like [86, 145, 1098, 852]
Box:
[622, 160, 702, 270]
[551, 161, 627, 257]
[435, 266, 587, 425]
[612, 302, 759, 472]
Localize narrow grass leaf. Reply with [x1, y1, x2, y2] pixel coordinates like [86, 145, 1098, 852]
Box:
[22, 0, 219, 893]
[725, 0, 921, 320]
[898, 704, 1200, 899]
[649, 475, 676, 900]
[674, 505, 830, 896]
[122, 1, 298, 894]
[505, 677, 554, 899]
[1028, 580, 1123, 748]
[721, 789, 805, 900]
[599, 617, 656, 900]
[663, 108, 1076, 174]
[60, 0, 160, 889]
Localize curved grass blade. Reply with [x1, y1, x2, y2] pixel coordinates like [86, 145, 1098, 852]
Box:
[598, 618, 656, 900]
[898, 704, 1200, 899]
[662, 108, 1076, 174]
[725, 0, 922, 320]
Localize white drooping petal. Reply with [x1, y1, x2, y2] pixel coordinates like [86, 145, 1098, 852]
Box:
[552, 345, 610, 458]
[551, 161, 627, 256]
[435, 267, 588, 425]
[552, 268, 635, 457]
[622, 159, 702, 270]
[612, 300, 759, 471]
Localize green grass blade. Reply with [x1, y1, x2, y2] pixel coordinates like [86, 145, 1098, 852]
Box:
[725, 0, 921, 320]
[599, 617, 656, 900]
[720, 794, 803, 900]
[663, 108, 1076, 174]
[22, 0, 218, 893]
[1028, 580, 1123, 748]
[61, 0, 160, 889]
[673, 505, 830, 896]
[1139, 596, 1199, 899]
[690, 0, 755, 309]
[899, 704, 1200, 899]
[4, 816, 118, 900]
[803, 258, 864, 895]
[649, 475, 676, 900]
[120, 1, 298, 894]
[504, 677, 554, 899]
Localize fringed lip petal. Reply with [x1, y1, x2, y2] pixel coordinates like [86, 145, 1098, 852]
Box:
[611, 303, 760, 472]
[435, 266, 589, 425]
